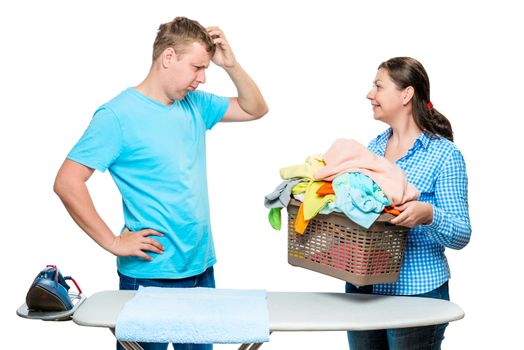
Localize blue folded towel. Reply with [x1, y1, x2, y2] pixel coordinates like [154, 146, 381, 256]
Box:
[115, 287, 270, 344]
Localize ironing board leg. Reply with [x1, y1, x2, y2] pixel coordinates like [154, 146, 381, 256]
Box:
[118, 340, 144, 350]
[110, 328, 144, 350]
[237, 331, 271, 350]
[238, 342, 265, 349]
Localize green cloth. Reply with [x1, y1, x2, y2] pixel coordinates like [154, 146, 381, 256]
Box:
[268, 207, 282, 230]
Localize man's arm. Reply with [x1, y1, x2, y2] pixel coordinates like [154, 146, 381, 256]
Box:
[207, 26, 269, 122]
[53, 159, 164, 261]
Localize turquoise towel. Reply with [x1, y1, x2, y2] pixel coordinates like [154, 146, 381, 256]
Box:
[115, 287, 270, 344]
[332, 173, 390, 228]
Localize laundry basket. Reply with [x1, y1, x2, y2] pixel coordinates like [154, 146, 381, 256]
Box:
[287, 200, 408, 286]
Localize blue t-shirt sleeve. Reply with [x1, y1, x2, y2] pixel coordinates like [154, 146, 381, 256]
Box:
[67, 107, 122, 172]
[188, 90, 230, 130]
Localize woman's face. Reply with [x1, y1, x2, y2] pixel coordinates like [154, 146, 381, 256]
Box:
[366, 68, 405, 123]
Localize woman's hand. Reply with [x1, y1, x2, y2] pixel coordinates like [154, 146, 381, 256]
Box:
[390, 201, 433, 228]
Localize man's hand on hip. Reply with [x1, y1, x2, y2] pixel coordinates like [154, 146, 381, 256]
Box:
[109, 228, 165, 261]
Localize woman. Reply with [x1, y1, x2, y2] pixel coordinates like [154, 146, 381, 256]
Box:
[346, 57, 471, 349]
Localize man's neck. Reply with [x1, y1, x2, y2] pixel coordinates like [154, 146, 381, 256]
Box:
[135, 71, 173, 106]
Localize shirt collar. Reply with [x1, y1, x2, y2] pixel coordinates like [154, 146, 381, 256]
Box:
[376, 128, 432, 154]
[375, 128, 392, 156]
[416, 131, 432, 149]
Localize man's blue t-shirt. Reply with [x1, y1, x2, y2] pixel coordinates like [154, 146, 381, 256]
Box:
[68, 87, 230, 278]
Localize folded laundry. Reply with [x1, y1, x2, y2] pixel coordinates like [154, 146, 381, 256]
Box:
[115, 287, 270, 344]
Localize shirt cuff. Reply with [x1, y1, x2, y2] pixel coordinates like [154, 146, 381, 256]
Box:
[422, 205, 443, 231]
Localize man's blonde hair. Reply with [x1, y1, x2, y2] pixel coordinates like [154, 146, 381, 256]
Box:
[152, 17, 216, 61]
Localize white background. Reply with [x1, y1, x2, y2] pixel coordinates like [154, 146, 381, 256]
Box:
[2, 0, 522, 349]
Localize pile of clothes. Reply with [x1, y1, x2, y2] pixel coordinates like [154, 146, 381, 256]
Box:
[264, 139, 420, 233]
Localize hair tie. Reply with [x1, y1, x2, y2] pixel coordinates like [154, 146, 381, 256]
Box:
[427, 101, 433, 109]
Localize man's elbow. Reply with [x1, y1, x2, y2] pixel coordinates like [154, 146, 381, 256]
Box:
[53, 167, 77, 200]
[252, 104, 269, 120]
[54, 159, 93, 196]
[53, 173, 68, 199]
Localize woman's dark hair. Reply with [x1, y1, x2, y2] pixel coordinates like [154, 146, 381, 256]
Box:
[379, 57, 454, 141]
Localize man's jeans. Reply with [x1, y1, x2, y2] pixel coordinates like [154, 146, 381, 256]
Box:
[345, 282, 449, 350]
[117, 266, 215, 350]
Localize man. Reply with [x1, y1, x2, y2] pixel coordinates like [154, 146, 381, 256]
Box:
[54, 17, 268, 350]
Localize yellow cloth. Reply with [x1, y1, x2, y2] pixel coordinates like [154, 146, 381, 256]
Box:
[303, 181, 335, 221]
[291, 182, 308, 195]
[279, 154, 325, 180]
[280, 155, 333, 222]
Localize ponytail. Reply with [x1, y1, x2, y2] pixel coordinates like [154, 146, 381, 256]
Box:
[413, 101, 454, 142]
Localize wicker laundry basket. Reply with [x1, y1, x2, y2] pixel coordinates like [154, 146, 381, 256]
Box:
[287, 200, 408, 286]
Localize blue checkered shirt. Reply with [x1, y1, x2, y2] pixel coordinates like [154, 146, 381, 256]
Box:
[369, 129, 471, 295]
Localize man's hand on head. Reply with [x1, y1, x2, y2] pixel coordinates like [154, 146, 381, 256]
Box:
[207, 26, 237, 69]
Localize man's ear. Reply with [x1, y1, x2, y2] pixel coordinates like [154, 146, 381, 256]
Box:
[161, 47, 176, 68]
[403, 86, 414, 105]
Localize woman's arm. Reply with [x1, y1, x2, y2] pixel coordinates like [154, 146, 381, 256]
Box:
[391, 149, 471, 249]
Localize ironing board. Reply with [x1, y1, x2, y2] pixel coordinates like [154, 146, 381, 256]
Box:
[72, 290, 464, 349]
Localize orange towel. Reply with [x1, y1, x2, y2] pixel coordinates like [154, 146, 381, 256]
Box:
[384, 206, 401, 216]
[294, 203, 310, 234]
[316, 182, 334, 196]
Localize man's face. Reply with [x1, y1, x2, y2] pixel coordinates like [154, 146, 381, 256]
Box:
[166, 41, 211, 101]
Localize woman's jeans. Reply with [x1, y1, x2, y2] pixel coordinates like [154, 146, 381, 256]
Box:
[345, 282, 449, 350]
[117, 266, 216, 350]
